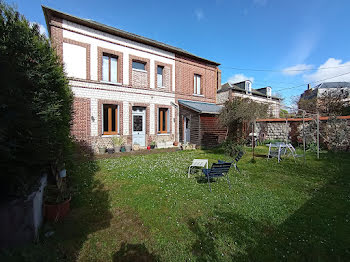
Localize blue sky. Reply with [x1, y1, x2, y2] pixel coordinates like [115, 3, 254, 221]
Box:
[7, 0, 350, 107]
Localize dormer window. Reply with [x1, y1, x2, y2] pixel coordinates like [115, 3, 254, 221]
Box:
[267, 86, 272, 98]
[245, 81, 252, 94]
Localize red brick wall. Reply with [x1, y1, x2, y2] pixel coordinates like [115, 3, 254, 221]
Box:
[71, 98, 91, 141]
[175, 54, 218, 104]
[200, 115, 227, 148]
[48, 16, 63, 61]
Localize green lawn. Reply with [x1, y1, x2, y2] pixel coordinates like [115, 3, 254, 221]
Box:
[1, 147, 350, 261]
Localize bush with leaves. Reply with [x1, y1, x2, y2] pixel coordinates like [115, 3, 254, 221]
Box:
[0, 2, 73, 197]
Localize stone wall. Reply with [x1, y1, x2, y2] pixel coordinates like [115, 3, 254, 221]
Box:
[256, 116, 350, 151]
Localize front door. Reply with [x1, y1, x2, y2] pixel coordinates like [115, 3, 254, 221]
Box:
[132, 107, 146, 146]
[184, 117, 190, 143]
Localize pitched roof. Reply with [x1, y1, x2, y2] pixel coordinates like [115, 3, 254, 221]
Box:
[314, 82, 350, 89]
[41, 6, 220, 66]
[178, 100, 223, 114]
[218, 82, 280, 100]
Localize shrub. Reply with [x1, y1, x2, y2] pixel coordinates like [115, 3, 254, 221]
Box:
[0, 2, 73, 197]
[222, 139, 244, 157]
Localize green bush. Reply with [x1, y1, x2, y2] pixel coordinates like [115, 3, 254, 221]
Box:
[0, 2, 73, 197]
[222, 139, 244, 157]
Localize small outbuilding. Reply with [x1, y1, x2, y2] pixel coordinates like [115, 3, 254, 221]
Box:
[178, 100, 227, 148]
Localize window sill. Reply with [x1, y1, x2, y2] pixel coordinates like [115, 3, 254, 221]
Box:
[100, 80, 122, 85]
[156, 86, 166, 89]
[102, 134, 120, 137]
[157, 133, 170, 136]
[132, 68, 147, 73]
[193, 94, 204, 97]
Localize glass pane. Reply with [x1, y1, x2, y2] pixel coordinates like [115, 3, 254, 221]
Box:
[102, 56, 109, 81]
[111, 106, 116, 132]
[197, 75, 201, 94]
[162, 110, 166, 132]
[194, 75, 196, 93]
[133, 115, 143, 131]
[110, 57, 117, 82]
[132, 61, 146, 71]
[103, 106, 108, 132]
[157, 74, 163, 87]
[157, 66, 163, 75]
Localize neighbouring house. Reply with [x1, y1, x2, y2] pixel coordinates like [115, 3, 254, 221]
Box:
[217, 80, 281, 118]
[300, 82, 350, 106]
[42, 6, 222, 151]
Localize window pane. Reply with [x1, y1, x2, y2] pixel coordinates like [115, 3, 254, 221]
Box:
[103, 105, 108, 132]
[157, 66, 163, 75]
[197, 75, 201, 94]
[133, 115, 143, 131]
[157, 74, 163, 87]
[132, 61, 146, 71]
[111, 106, 116, 132]
[102, 56, 109, 81]
[110, 57, 117, 82]
[162, 110, 167, 132]
[194, 75, 196, 94]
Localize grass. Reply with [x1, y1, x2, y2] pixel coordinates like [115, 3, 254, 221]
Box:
[1, 146, 350, 261]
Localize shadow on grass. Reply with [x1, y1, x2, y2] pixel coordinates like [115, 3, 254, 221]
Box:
[188, 152, 350, 261]
[113, 242, 158, 262]
[0, 140, 113, 262]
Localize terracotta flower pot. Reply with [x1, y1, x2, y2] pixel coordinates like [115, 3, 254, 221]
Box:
[44, 197, 71, 222]
[173, 142, 179, 146]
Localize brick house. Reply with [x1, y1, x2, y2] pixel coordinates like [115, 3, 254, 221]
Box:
[42, 6, 222, 151]
[217, 80, 281, 118]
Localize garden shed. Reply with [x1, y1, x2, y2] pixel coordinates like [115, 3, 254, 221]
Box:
[178, 100, 226, 148]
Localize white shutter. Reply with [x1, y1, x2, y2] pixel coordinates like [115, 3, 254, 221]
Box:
[110, 57, 117, 82]
[102, 56, 109, 81]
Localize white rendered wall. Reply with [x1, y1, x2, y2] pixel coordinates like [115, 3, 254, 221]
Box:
[62, 20, 176, 89]
[63, 42, 86, 79]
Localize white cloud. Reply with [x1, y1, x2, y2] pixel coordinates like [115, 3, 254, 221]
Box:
[29, 22, 47, 36]
[303, 58, 350, 84]
[253, 0, 267, 6]
[282, 64, 314, 76]
[228, 74, 254, 84]
[194, 8, 204, 21]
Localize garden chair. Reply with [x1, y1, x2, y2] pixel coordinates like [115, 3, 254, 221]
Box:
[202, 162, 232, 192]
[218, 151, 244, 173]
[286, 144, 303, 161]
[267, 143, 287, 163]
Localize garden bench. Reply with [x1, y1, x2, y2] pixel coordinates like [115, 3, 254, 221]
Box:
[202, 162, 232, 192]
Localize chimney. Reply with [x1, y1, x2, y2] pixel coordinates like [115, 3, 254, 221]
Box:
[307, 84, 311, 90]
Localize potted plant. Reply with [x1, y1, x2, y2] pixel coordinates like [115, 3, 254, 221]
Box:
[98, 146, 106, 154]
[125, 144, 132, 152]
[112, 136, 124, 153]
[173, 141, 179, 146]
[44, 165, 71, 222]
[150, 141, 156, 149]
[107, 147, 114, 154]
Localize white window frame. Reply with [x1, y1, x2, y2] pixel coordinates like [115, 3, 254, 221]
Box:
[157, 66, 164, 88]
[102, 54, 118, 83]
[194, 74, 201, 95]
[245, 81, 252, 94]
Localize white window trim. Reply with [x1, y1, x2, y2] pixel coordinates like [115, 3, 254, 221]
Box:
[194, 74, 201, 95]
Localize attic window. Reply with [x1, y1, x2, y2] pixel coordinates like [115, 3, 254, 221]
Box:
[267, 87, 272, 98]
[245, 81, 252, 94]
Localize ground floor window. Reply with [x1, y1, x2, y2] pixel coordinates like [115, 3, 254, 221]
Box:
[158, 108, 169, 133]
[103, 104, 118, 135]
